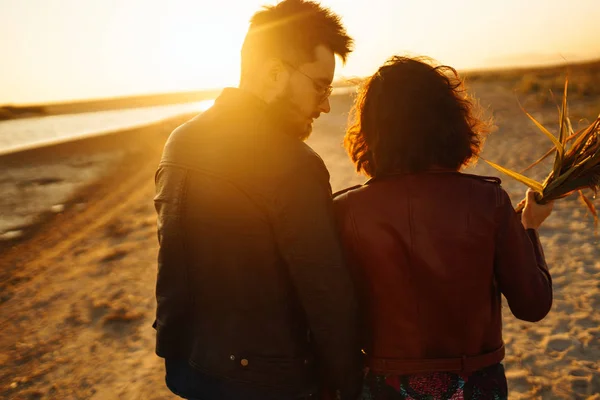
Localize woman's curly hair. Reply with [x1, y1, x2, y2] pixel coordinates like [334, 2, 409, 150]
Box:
[344, 56, 492, 177]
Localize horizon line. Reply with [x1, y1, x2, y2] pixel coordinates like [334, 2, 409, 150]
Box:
[3, 56, 599, 109]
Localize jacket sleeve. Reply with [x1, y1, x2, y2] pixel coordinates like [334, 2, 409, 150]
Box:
[153, 166, 192, 357]
[494, 187, 553, 322]
[271, 163, 363, 400]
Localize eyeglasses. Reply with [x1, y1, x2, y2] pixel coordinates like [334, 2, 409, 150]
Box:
[282, 60, 333, 103]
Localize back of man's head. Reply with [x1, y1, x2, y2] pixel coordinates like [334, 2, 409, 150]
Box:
[240, 0, 353, 82]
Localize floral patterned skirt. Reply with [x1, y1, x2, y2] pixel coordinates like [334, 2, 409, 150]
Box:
[360, 363, 508, 400]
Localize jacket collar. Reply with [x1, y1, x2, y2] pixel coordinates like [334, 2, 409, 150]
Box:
[212, 87, 304, 139]
[213, 87, 269, 117]
[365, 168, 460, 185]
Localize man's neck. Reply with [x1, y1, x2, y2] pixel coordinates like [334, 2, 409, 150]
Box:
[238, 81, 275, 104]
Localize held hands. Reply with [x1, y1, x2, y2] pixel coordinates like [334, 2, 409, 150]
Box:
[518, 189, 554, 230]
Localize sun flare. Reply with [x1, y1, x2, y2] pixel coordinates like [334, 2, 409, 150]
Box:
[0, 0, 599, 104]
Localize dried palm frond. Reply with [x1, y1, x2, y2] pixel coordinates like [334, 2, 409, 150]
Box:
[483, 79, 600, 224]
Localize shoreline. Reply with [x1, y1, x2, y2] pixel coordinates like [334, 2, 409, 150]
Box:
[0, 119, 172, 158]
[0, 112, 193, 161]
[0, 112, 196, 250]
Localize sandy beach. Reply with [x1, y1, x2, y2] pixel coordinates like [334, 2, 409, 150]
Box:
[1, 76, 600, 399]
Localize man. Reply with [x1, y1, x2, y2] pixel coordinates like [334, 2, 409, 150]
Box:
[153, 1, 362, 399]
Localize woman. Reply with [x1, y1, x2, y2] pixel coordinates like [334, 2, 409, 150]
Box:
[334, 56, 553, 399]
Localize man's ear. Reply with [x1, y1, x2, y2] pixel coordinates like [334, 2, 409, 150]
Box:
[253, 58, 290, 103]
[265, 58, 289, 88]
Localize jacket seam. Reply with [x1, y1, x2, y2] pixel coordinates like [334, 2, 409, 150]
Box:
[179, 168, 193, 330]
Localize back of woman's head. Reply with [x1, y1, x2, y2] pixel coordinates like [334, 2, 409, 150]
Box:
[345, 56, 491, 177]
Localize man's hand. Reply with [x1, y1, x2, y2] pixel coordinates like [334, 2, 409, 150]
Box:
[521, 189, 554, 230]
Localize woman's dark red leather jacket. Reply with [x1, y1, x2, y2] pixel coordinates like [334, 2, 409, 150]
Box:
[333, 171, 552, 375]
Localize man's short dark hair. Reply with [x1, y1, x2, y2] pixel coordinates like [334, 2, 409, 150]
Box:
[345, 56, 492, 177]
[241, 0, 353, 77]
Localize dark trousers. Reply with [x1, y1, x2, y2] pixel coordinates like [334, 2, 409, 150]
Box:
[165, 359, 318, 400]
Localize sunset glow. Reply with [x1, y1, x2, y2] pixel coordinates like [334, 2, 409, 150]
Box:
[1, 0, 599, 104]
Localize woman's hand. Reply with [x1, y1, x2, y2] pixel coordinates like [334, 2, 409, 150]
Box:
[520, 189, 554, 230]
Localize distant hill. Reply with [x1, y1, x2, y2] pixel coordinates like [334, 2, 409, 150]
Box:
[0, 88, 223, 120]
[0, 105, 47, 120]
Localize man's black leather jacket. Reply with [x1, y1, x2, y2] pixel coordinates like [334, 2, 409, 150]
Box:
[153, 88, 362, 398]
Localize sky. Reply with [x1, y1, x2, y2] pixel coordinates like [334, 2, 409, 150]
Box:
[1, 0, 599, 105]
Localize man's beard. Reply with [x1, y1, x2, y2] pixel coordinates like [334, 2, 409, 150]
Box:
[268, 88, 319, 141]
